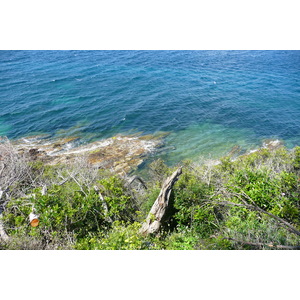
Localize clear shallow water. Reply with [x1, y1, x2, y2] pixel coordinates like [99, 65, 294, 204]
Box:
[1, 50, 300, 165]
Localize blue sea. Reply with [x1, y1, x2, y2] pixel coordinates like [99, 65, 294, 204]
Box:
[1, 50, 300, 165]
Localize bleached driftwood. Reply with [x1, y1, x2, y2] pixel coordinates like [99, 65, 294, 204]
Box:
[140, 167, 182, 235]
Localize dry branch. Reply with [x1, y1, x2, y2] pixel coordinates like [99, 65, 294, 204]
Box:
[215, 200, 300, 237]
[0, 137, 35, 199]
[93, 185, 113, 223]
[140, 167, 182, 235]
[223, 237, 300, 250]
[127, 175, 147, 190]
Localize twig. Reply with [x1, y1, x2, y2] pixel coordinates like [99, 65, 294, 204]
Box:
[67, 171, 87, 197]
[57, 177, 71, 186]
[127, 175, 147, 190]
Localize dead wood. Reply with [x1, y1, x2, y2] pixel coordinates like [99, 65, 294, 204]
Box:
[93, 185, 113, 223]
[140, 167, 182, 235]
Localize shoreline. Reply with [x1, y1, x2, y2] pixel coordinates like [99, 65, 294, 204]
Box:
[6, 133, 165, 174]
[1, 132, 288, 176]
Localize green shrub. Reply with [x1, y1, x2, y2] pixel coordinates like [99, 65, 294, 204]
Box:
[75, 221, 144, 250]
[222, 210, 299, 249]
[293, 146, 300, 170]
[162, 228, 201, 250]
[98, 176, 138, 222]
[171, 168, 221, 238]
[3, 175, 139, 247]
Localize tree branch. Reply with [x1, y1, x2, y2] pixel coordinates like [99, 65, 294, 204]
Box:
[127, 175, 147, 190]
[214, 200, 300, 237]
[223, 237, 300, 250]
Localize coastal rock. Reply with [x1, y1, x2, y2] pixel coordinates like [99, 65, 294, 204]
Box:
[262, 139, 283, 150]
[12, 134, 164, 174]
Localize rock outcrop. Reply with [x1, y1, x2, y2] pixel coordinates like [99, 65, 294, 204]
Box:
[12, 134, 164, 174]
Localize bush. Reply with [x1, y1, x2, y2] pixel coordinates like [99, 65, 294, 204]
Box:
[293, 146, 300, 170]
[75, 221, 144, 250]
[2, 173, 140, 248]
[171, 166, 221, 238]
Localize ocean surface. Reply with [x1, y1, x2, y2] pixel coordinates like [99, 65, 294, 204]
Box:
[1, 50, 300, 165]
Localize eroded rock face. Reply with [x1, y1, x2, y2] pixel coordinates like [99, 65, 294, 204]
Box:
[12, 134, 164, 173]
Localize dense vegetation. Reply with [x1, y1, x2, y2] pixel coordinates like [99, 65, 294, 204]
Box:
[1, 138, 300, 250]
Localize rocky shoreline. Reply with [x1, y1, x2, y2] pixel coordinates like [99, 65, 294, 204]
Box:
[4, 133, 285, 175]
[11, 133, 165, 174]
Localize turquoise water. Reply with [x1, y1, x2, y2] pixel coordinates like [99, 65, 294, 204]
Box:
[1, 50, 300, 164]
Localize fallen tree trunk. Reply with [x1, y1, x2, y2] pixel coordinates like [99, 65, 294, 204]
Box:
[140, 167, 182, 235]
